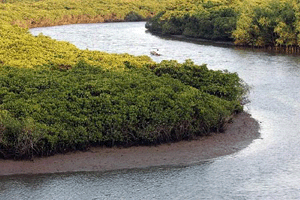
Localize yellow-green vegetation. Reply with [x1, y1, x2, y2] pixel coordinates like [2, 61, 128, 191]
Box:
[0, 23, 152, 68]
[1, 0, 173, 28]
[146, 0, 300, 49]
[0, 0, 176, 68]
[0, 0, 247, 159]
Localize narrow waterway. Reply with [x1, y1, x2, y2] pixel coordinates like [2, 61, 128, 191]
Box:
[1, 22, 300, 199]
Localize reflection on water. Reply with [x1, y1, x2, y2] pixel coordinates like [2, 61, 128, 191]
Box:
[1, 22, 299, 199]
[1, 163, 213, 200]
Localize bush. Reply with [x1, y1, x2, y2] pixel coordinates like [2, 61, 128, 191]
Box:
[146, 1, 237, 41]
[0, 60, 245, 159]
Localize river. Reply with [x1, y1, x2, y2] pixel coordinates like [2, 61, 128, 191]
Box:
[1, 22, 300, 199]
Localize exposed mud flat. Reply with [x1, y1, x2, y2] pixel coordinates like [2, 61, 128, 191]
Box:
[0, 112, 260, 176]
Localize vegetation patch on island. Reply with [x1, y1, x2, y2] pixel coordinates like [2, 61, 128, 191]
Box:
[0, 0, 250, 159]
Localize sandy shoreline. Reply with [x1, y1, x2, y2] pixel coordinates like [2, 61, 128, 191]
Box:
[0, 112, 260, 176]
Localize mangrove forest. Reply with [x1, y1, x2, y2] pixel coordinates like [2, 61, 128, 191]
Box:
[1, 0, 293, 159]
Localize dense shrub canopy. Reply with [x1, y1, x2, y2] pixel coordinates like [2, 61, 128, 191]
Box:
[0, 60, 245, 158]
[145, 0, 300, 48]
[146, 0, 237, 41]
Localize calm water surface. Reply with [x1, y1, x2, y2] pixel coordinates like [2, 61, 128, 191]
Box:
[1, 22, 300, 199]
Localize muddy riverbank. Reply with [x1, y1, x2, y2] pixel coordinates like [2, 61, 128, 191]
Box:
[0, 112, 260, 176]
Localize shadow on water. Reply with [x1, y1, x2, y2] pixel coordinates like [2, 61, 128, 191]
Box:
[145, 30, 234, 48]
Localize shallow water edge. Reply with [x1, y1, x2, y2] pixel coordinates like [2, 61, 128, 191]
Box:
[0, 112, 260, 176]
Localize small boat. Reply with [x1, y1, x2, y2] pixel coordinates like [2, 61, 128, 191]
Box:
[150, 50, 161, 56]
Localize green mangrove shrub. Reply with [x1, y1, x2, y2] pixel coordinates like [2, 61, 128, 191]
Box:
[0, 60, 245, 159]
[145, 0, 300, 48]
[146, 0, 237, 41]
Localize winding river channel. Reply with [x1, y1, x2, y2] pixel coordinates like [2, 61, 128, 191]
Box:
[1, 22, 300, 199]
